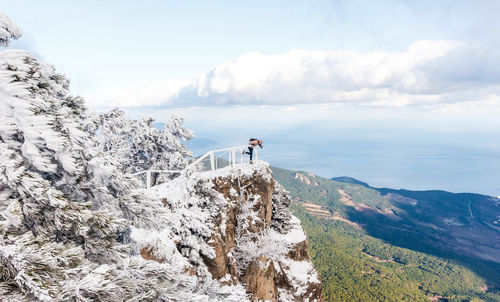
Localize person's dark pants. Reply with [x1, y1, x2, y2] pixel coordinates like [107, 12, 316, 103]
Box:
[246, 147, 254, 161]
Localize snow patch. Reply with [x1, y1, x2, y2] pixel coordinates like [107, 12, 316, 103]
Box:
[270, 215, 306, 245]
[279, 257, 321, 298]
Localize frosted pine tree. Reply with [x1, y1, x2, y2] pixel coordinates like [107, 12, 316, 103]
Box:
[0, 17, 121, 300]
[94, 108, 193, 184]
[0, 12, 211, 301]
[0, 12, 21, 47]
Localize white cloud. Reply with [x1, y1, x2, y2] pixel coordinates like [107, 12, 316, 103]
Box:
[99, 40, 500, 111]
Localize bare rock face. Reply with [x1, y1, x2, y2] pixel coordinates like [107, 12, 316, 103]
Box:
[242, 256, 278, 301]
[202, 164, 323, 301]
[140, 247, 165, 263]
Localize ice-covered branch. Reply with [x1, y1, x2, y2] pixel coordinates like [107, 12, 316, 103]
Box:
[0, 12, 22, 47]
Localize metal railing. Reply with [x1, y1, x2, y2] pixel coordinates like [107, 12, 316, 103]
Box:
[133, 145, 260, 188]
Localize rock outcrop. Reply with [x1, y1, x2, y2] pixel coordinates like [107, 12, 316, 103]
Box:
[142, 162, 323, 301]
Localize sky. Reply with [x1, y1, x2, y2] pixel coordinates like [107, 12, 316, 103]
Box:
[2, 0, 500, 195]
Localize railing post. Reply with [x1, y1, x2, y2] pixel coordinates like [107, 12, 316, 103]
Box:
[146, 170, 151, 189]
[232, 150, 236, 166]
[255, 148, 258, 162]
[210, 152, 215, 171]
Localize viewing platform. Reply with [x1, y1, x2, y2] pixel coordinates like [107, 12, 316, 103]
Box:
[133, 145, 261, 188]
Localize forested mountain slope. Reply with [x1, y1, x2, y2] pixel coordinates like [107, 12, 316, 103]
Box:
[272, 166, 500, 301]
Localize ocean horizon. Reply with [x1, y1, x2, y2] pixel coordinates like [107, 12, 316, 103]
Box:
[141, 105, 500, 197]
[186, 135, 500, 197]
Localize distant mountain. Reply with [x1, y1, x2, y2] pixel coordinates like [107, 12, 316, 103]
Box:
[272, 166, 500, 301]
[331, 176, 370, 187]
[332, 175, 500, 264]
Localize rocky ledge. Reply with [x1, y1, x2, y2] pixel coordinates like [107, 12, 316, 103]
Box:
[139, 162, 323, 301]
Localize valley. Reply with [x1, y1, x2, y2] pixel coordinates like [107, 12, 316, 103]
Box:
[271, 166, 500, 301]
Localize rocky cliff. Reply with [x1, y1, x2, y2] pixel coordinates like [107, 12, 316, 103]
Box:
[137, 162, 323, 301]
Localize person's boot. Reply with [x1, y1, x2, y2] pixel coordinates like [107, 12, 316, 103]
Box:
[250, 160, 253, 164]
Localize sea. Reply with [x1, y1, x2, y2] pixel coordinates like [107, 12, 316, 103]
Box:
[131, 106, 500, 197]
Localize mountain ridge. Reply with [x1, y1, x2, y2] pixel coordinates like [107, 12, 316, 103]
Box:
[332, 175, 498, 198]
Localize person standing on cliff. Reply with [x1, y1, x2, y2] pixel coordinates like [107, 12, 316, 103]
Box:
[243, 138, 263, 164]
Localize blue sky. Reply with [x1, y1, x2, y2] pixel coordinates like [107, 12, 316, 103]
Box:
[2, 1, 500, 194]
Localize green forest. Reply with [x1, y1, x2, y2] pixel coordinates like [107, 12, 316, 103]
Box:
[271, 166, 500, 301]
[293, 205, 498, 301]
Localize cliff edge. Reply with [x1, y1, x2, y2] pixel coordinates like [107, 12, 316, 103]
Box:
[138, 161, 323, 301]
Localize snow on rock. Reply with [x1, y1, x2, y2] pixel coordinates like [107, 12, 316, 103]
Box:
[279, 258, 321, 296]
[144, 161, 323, 301]
[270, 215, 307, 244]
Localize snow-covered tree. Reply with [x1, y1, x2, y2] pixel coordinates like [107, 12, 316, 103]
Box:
[0, 12, 21, 47]
[0, 47, 129, 243]
[0, 12, 202, 301]
[0, 48, 125, 302]
[94, 108, 193, 184]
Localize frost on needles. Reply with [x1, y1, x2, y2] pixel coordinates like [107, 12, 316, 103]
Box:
[0, 12, 21, 47]
[90, 107, 193, 183]
[0, 12, 224, 301]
